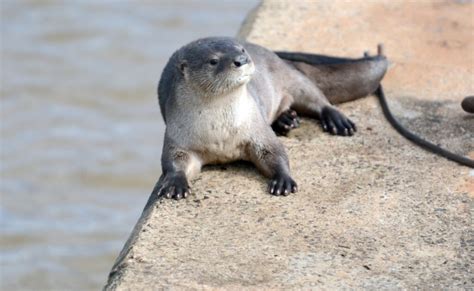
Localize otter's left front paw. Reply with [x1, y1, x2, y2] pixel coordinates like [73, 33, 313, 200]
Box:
[268, 174, 298, 196]
[271, 109, 300, 136]
[321, 107, 356, 136]
[153, 173, 191, 200]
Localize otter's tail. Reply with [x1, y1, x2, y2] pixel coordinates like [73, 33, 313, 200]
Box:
[277, 46, 473, 168]
[275, 45, 388, 104]
[375, 85, 474, 168]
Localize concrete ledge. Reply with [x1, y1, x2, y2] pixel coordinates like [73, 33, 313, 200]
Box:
[105, 1, 473, 289]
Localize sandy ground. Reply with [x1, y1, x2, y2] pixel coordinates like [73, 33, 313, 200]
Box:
[105, 1, 473, 289]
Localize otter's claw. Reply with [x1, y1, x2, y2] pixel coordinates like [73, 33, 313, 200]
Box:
[268, 174, 298, 196]
[153, 173, 191, 200]
[272, 109, 300, 136]
[321, 107, 356, 136]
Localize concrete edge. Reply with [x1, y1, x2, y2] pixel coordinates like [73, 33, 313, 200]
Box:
[236, 1, 262, 40]
[104, 193, 157, 290]
[103, 3, 265, 289]
[103, 1, 474, 288]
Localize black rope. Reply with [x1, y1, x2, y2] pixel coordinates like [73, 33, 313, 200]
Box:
[375, 85, 474, 168]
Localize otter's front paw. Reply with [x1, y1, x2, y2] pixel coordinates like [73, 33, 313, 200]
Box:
[271, 109, 300, 136]
[155, 173, 191, 200]
[321, 107, 356, 136]
[268, 174, 298, 196]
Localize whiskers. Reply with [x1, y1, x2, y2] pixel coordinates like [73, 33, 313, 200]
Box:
[195, 71, 246, 96]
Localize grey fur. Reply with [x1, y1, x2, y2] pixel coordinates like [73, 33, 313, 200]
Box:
[154, 37, 387, 199]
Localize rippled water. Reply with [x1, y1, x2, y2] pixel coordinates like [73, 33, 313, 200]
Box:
[0, 1, 258, 289]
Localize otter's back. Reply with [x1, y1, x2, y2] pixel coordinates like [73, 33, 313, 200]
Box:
[158, 52, 181, 123]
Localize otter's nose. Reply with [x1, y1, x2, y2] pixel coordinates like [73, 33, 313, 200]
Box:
[233, 55, 249, 67]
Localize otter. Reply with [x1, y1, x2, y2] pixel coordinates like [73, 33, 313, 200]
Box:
[153, 37, 388, 199]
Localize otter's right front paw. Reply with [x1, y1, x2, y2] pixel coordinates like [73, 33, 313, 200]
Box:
[268, 174, 298, 196]
[154, 174, 191, 200]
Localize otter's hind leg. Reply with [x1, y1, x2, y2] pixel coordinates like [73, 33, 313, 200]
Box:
[276, 47, 388, 104]
[289, 75, 356, 136]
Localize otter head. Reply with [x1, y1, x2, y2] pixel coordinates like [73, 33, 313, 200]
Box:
[177, 37, 255, 96]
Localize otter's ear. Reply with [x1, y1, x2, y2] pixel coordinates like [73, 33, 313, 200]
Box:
[178, 61, 188, 76]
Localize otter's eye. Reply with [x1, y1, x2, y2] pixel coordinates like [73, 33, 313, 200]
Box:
[241, 48, 245, 53]
[209, 59, 219, 66]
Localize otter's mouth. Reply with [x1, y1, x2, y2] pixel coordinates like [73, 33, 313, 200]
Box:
[236, 62, 255, 80]
[236, 75, 251, 83]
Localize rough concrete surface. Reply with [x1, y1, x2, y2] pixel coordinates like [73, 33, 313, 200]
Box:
[105, 1, 473, 289]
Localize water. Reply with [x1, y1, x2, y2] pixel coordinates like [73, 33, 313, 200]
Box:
[0, 1, 258, 289]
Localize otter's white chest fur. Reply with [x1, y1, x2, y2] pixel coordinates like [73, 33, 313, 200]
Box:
[172, 90, 258, 163]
